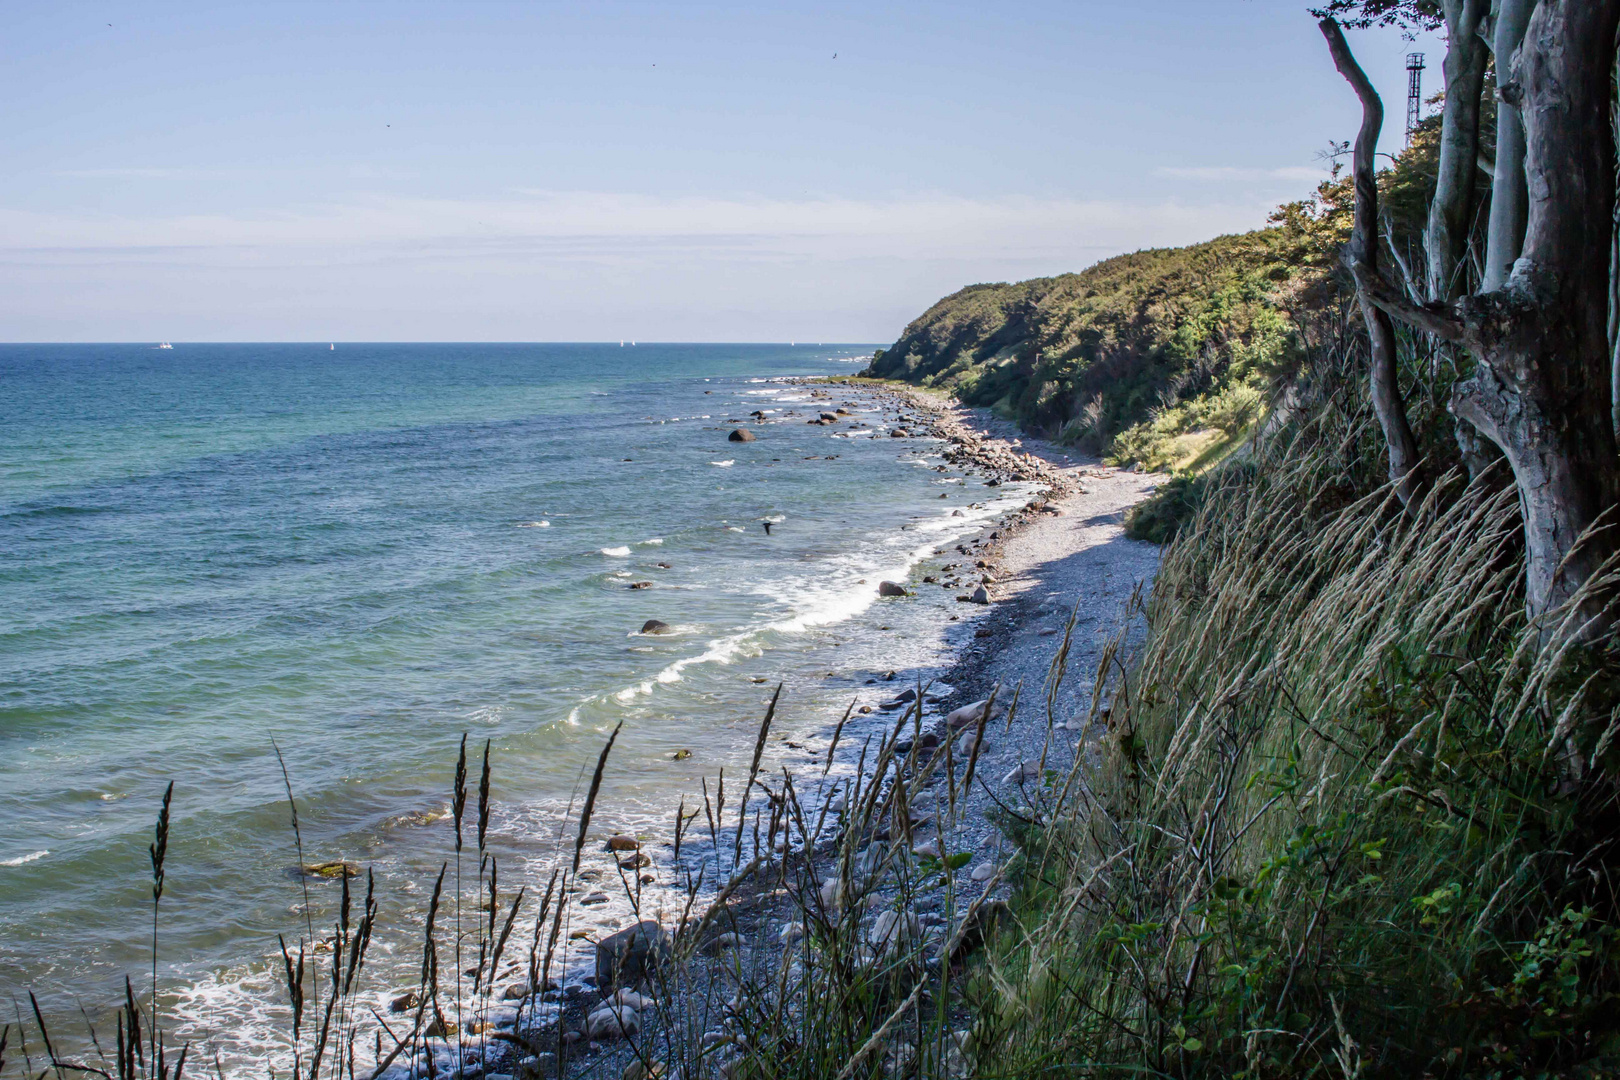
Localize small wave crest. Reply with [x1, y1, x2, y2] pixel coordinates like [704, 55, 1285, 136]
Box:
[2, 850, 48, 866]
[601, 546, 632, 557]
[516, 520, 550, 528]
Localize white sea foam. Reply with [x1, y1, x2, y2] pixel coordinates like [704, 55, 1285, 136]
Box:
[601, 546, 632, 557]
[585, 484, 1037, 710]
[2, 850, 48, 866]
[639, 537, 664, 546]
[517, 520, 550, 528]
[709, 460, 734, 467]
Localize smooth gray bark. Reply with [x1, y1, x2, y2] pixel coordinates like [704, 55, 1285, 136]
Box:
[1321, 18, 1423, 506]
[1358, 0, 1620, 628]
[1481, 0, 1534, 292]
[1612, 50, 1620, 443]
[1425, 0, 1490, 302]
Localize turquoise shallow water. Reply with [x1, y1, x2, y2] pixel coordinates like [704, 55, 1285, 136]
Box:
[0, 342, 1025, 1062]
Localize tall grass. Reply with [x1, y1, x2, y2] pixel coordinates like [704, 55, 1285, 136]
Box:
[13, 383, 1620, 1080]
[964, 407, 1620, 1077]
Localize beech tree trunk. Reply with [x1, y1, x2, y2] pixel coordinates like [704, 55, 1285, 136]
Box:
[1425, 0, 1489, 302]
[1321, 19, 1422, 504]
[1481, 0, 1534, 293]
[1353, 0, 1620, 629]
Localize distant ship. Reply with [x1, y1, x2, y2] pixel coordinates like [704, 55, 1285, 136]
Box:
[330, 343, 335, 350]
[157, 342, 173, 350]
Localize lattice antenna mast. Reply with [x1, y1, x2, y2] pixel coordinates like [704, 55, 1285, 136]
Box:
[1405, 52, 1426, 146]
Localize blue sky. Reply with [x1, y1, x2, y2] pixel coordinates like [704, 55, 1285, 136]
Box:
[0, 1, 1441, 342]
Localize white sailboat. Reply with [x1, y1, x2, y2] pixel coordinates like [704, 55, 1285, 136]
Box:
[157, 342, 173, 350]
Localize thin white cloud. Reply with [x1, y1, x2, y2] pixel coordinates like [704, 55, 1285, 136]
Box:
[0, 188, 1291, 339]
[1154, 165, 1328, 184]
[52, 167, 192, 179]
[0, 189, 1276, 264]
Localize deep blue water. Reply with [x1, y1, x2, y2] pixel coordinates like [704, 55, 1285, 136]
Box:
[0, 343, 1026, 1063]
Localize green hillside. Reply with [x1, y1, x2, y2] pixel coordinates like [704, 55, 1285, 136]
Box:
[865, 197, 1347, 472]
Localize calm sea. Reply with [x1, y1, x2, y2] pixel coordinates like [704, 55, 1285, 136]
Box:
[0, 343, 1027, 1063]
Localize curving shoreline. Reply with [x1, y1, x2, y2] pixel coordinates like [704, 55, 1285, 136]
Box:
[505, 378, 1166, 1077]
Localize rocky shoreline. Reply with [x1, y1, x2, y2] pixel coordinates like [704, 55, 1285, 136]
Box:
[434, 378, 1162, 1080]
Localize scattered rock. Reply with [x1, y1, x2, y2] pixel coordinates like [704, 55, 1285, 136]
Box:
[868, 909, 921, 951]
[595, 921, 673, 990]
[613, 988, 657, 1010]
[1003, 760, 1041, 785]
[971, 862, 997, 882]
[607, 835, 640, 851]
[623, 1061, 665, 1080]
[946, 700, 1001, 729]
[618, 852, 652, 870]
[877, 580, 908, 597]
[970, 585, 992, 605]
[640, 619, 672, 634]
[502, 983, 528, 1000]
[627, 581, 653, 590]
[301, 860, 360, 880]
[580, 890, 611, 905]
[586, 1005, 640, 1040]
[671, 748, 692, 760]
[890, 428, 909, 438]
[912, 838, 942, 859]
[389, 990, 419, 1013]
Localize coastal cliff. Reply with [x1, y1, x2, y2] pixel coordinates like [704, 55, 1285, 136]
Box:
[865, 204, 1343, 473]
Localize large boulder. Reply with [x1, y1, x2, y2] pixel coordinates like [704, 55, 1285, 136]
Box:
[640, 619, 672, 634]
[946, 699, 1004, 730]
[877, 580, 909, 597]
[970, 585, 991, 605]
[595, 921, 672, 991]
[728, 428, 756, 443]
[585, 1004, 640, 1040]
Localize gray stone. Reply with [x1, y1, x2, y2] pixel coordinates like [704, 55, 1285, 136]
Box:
[595, 920, 672, 991]
[640, 619, 672, 635]
[727, 428, 756, 443]
[877, 580, 908, 597]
